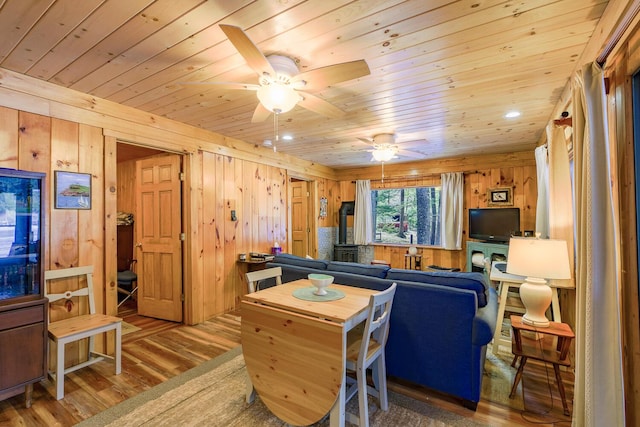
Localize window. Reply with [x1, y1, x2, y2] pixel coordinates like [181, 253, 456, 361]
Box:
[371, 186, 442, 246]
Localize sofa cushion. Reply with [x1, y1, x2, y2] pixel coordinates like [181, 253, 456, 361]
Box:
[385, 269, 489, 307]
[327, 261, 390, 278]
[272, 253, 328, 270]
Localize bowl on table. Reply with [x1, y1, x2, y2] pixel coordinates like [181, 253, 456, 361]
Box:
[308, 274, 334, 296]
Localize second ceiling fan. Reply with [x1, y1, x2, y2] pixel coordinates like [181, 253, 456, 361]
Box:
[211, 24, 371, 123]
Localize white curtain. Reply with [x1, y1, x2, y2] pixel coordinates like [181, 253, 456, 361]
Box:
[353, 180, 372, 245]
[534, 144, 549, 238]
[440, 172, 463, 250]
[572, 62, 624, 426]
[546, 123, 575, 289]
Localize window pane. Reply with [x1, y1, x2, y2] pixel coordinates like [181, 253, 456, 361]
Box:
[372, 187, 441, 246]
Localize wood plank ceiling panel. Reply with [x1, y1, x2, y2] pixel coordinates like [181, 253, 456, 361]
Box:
[0, 0, 613, 168]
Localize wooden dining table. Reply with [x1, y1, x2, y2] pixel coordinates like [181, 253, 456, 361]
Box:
[241, 279, 377, 426]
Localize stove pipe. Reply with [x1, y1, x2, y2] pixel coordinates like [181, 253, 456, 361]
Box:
[338, 201, 355, 244]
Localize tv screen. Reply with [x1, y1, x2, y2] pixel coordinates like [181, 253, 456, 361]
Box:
[468, 208, 520, 243]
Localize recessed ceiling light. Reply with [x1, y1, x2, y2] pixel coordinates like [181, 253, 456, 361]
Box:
[282, 134, 293, 141]
[505, 111, 521, 118]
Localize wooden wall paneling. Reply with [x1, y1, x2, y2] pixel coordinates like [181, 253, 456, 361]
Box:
[201, 151, 216, 321]
[522, 165, 538, 232]
[232, 158, 245, 307]
[223, 156, 238, 313]
[183, 151, 201, 325]
[0, 106, 18, 168]
[116, 159, 136, 216]
[16, 112, 51, 271]
[104, 135, 118, 318]
[213, 154, 226, 316]
[275, 167, 287, 248]
[50, 118, 80, 270]
[238, 158, 253, 296]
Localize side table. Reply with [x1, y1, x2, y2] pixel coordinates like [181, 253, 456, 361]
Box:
[509, 315, 574, 416]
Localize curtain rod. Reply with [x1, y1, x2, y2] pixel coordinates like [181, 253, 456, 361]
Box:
[349, 170, 483, 183]
[597, 0, 640, 65]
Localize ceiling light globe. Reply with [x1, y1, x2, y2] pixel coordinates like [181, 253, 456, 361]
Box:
[257, 83, 300, 114]
[372, 147, 395, 162]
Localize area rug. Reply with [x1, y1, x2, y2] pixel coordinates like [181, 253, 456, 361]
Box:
[481, 347, 524, 411]
[78, 346, 489, 427]
[120, 321, 141, 335]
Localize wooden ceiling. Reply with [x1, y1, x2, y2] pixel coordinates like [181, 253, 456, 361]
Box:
[0, 0, 610, 168]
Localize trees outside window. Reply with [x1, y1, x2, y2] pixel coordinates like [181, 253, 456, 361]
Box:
[372, 186, 441, 246]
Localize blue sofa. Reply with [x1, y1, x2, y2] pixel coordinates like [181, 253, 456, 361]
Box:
[265, 253, 498, 410]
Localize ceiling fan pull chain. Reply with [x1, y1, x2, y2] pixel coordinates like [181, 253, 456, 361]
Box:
[272, 110, 280, 152]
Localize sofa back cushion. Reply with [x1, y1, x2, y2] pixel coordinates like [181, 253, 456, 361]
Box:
[385, 269, 489, 307]
[327, 261, 390, 278]
[272, 253, 329, 270]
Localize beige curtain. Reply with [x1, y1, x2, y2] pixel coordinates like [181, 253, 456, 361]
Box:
[572, 62, 624, 426]
[353, 179, 372, 245]
[546, 123, 575, 289]
[534, 144, 550, 238]
[440, 172, 463, 250]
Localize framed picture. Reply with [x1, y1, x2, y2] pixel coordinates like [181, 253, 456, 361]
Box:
[54, 171, 91, 210]
[487, 187, 513, 206]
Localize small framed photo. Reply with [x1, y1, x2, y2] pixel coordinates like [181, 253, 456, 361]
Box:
[54, 171, 91, 210]
[487, 187, 513, 206]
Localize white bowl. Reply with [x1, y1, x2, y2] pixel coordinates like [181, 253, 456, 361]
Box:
[308, 274, 334, 296]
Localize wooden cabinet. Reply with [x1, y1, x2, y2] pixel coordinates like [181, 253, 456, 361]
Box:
[0, 168, 46, 407]
[0, 299, 47, 407]
[466, 241, 509, 272]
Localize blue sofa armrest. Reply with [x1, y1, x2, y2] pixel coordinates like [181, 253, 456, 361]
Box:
[472, 287, 498, 346]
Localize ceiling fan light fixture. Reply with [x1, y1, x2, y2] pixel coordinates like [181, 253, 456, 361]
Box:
[257, 83, 301, 113]
[372, 146, 396, 162]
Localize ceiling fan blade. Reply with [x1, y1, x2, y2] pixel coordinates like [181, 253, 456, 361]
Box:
[358, 137, 373, 145]
[397, 148, 424, 159]
[292, 60, 370, 91]
[251, 103, 272, 123]
[178, 81, 260, 91]
[220, 24, 275, 77]
[297, 92, 345, 118]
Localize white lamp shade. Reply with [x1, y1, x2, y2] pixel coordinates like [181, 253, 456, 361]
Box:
[506, 237, 571, 280]
[257, 83, 301, 113]
[507, 237, 571, 327]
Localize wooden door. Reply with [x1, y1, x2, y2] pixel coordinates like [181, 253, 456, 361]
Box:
[291, 180, 309, 257]
[135, 155, 183, 322]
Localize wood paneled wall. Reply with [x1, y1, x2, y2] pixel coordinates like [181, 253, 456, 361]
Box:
[336, 152, 537, 271]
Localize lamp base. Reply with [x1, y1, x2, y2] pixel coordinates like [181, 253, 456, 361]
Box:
[519, 277, 552, 328]
[521, 315, 550, 328]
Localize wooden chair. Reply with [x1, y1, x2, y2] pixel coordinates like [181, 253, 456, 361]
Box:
[44, 266, 122, 400]
[245, 267, 282, 293]
[344, 282, 397, 427]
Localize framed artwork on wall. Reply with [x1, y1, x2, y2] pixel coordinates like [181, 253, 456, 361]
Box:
[54, 171, 91, 210]
[487, 187, 513, 206]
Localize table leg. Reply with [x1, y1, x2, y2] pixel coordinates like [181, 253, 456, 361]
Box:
[509, 356, 528, 398]
[553, 363, 570, 416]
[245, 370, 255, 404]
[493, 281, 510, 347]
[329, 379, 346, 427]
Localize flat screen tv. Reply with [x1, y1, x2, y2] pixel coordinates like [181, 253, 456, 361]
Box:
[468, 208, 520, 243]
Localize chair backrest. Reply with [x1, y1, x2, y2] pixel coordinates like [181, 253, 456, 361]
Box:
[245, 267, 282, 293]
[44, 266, 97, 318]
[358, 282, 397, 363]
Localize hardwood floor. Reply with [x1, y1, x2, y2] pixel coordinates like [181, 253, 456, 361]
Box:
[0, 302, 574, 426]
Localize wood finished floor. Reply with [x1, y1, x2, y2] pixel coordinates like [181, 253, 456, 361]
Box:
[0, 301, 574, 426]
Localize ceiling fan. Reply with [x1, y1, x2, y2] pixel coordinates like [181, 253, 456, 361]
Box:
[194, 24, 370, 123]
[359, 133, 424, 162]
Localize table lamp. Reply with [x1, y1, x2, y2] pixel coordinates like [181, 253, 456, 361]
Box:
[506, 236, 571, 327]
